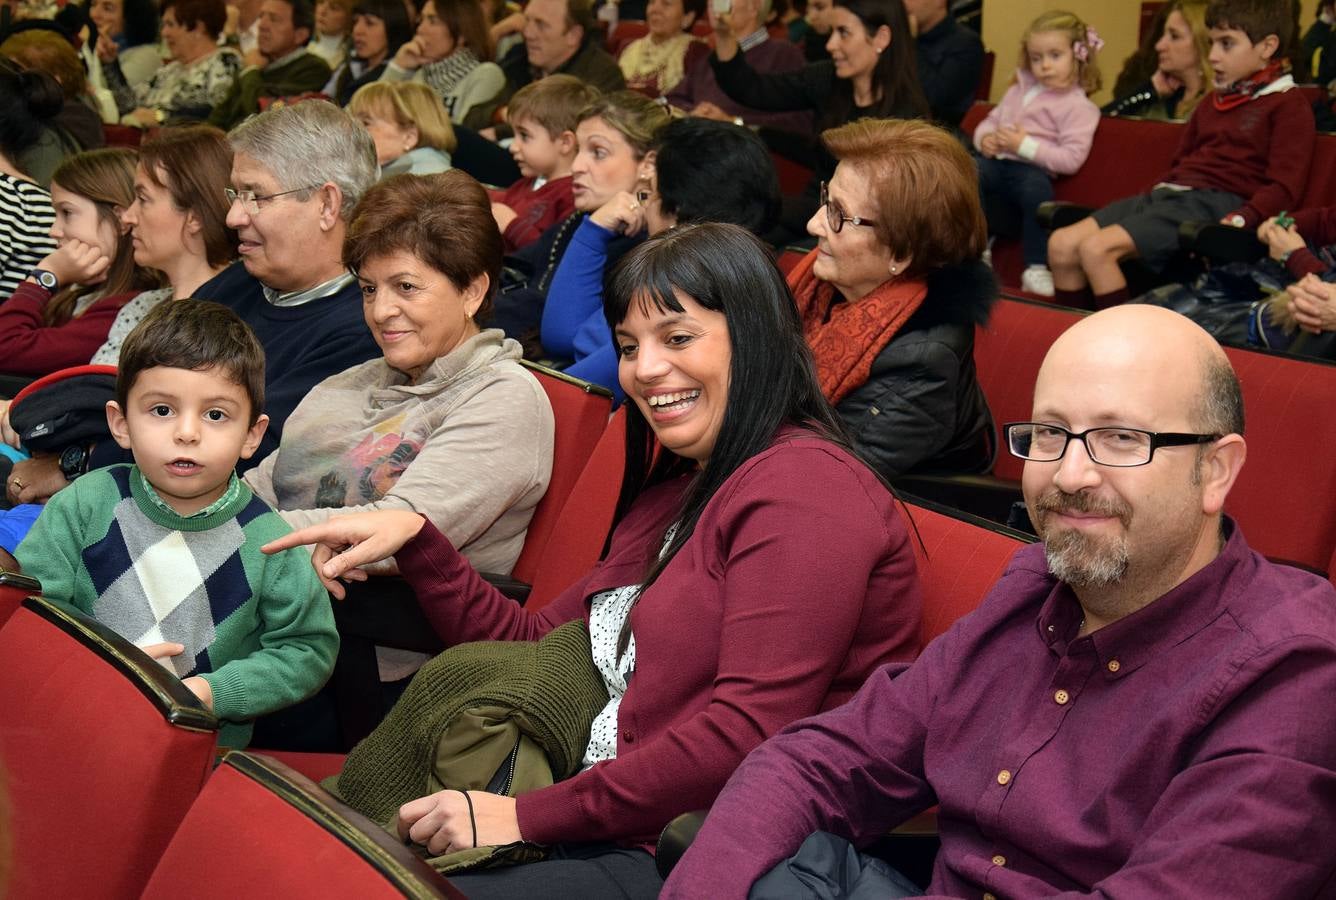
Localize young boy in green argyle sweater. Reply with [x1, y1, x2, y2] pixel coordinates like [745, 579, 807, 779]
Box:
[16, 301, 338, 748]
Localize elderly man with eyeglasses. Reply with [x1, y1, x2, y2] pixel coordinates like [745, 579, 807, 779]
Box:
[662, 303, 1336, 899]
[206, 100, 381, 466]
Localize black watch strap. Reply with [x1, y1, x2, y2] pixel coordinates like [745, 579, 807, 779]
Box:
[29, 269, 59, 292]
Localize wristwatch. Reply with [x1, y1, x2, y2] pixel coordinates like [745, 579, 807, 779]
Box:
[28, 269, 58, 292]
[59, 443, 91, 482]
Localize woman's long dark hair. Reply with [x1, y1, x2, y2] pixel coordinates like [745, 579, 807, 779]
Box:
[602, 223, 859, 651]
[822, 0, 928, 130]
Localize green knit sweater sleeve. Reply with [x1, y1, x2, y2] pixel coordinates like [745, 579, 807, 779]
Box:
[15, 470, 116, 615]
[202, 511, 339, 723]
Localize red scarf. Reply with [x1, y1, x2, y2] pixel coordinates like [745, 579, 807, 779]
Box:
[1212, 59, 1289, 111]
[787, 248, 927, 407]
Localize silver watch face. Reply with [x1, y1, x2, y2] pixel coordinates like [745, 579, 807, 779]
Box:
[35, 270, 57, 290]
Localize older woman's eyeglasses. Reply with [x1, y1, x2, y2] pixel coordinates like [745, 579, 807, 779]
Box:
[225, 185, 319, 214]
[819, 181, 877, 234]
[1005, 422, 1221, 467]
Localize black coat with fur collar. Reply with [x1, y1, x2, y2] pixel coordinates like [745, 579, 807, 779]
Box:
[835, 259, 997, 480]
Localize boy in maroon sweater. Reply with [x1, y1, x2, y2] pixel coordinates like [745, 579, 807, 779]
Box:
[489, 75, 599, 253]
[1049, 0, 1315, 309]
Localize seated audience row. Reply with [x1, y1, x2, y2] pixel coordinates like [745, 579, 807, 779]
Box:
[107, 0, 241, 127]
[10, 104, 555, 739]
[263, 220, 924, 896]
[662, 302, 1336, 899]
[0, 4, 1332, 890]
[1049, 0, 1312, 310]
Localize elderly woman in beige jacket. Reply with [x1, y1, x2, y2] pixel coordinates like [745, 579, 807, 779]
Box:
[244, 169, 553, 611]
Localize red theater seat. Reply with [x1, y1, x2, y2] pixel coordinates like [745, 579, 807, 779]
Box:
[0, 597, 219, 899]
[608, 19, 648, 53]
[974, 298, 1086, 482]
[908, 296, 1336, 576]
[903, 499, 1031, 646]
[511, 361, 614, 586]
[141, 751, 464, 899]
[1219, 346, 1336, 572]
[524, 405, 626, 610]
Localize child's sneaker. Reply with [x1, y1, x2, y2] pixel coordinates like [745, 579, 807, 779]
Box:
[1022, 265, 1055, 297]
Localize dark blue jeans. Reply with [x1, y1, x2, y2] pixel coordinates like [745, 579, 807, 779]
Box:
[976, 156, 1056, 267]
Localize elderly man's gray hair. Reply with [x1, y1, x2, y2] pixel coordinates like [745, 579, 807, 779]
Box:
[228, 101, 378, 219]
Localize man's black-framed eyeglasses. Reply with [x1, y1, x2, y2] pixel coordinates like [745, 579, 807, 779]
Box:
[1004, 422, 1221, 468]
[819, 181, 876, 234]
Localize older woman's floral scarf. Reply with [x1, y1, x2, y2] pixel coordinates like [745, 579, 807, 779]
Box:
[787, 248, 927, 407]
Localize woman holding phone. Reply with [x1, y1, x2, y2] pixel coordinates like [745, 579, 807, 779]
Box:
[265, 222, 923, 899]
[704, 0, 927, 239]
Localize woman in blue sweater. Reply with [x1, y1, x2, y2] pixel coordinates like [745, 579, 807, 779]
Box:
[541, 116, 780, 399]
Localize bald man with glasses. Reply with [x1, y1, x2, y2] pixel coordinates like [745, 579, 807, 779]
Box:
[664, 304, 1336, 899]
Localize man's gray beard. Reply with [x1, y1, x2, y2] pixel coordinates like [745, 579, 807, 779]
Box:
[1043, 526, 1130, 589]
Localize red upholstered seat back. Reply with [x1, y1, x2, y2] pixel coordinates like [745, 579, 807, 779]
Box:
[609, 19, 649, 55]
[0, 598, 219, 900]
[1053, 115, 1182, 207]
[770, 151, 815, 196]
[960, 101, 990, 136]
[974, 298, 1336, 573]
[904, 501, 1030, 646]
[512, 363, 613, 585]
[524, 407, 627, 610]
[141, 752, 463, 899]
[973, 298, 1086, 481]
[1219, 348, 1336, 571]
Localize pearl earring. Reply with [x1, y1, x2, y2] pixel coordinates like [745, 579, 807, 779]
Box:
[890, 265, 898, 274]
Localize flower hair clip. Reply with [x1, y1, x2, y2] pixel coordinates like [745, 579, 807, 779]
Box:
[1074, 25, 1104, 61]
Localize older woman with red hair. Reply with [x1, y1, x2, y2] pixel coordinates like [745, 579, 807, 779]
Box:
[791, 117, 997, 480]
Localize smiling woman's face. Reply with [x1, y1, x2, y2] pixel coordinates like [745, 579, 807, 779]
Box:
[357, 249, 485, 382]
[615, 289, 731, 464]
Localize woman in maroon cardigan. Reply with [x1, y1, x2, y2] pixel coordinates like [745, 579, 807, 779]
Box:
[265, 222, 923, 898]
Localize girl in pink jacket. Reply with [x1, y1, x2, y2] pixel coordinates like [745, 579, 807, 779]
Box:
[974, 10, 1102, 296]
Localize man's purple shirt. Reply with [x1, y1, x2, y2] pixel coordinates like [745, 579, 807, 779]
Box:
[664, 520, 1336, 898]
